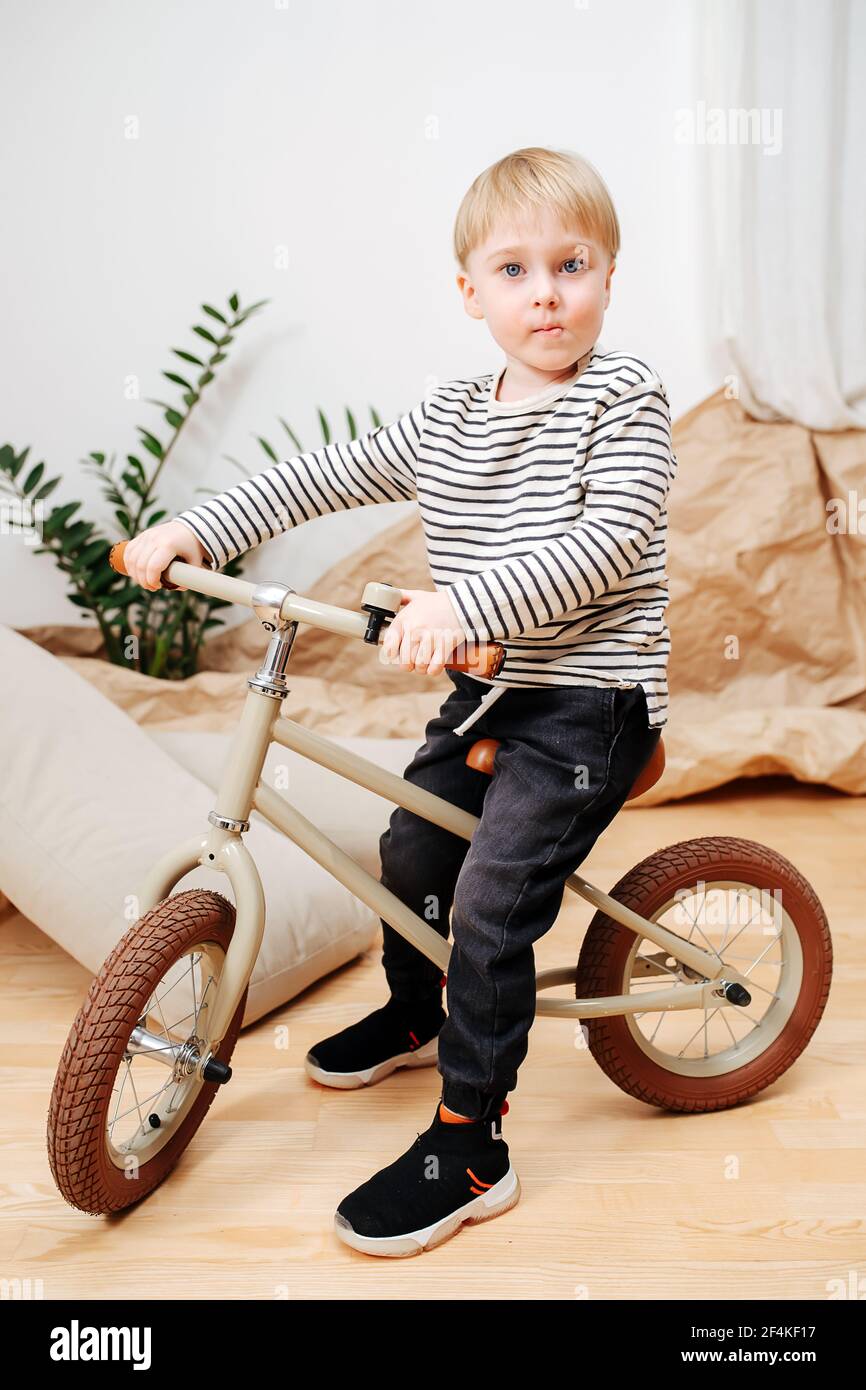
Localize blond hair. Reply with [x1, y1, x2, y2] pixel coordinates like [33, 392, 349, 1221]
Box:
[453, 146, 620, 271]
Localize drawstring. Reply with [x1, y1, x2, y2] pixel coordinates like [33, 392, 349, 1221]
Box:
[453, 682, 509, 736]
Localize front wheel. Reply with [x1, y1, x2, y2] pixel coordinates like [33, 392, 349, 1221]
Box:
[48, 889, 247, 1215]
[575, 836, 832, 1112]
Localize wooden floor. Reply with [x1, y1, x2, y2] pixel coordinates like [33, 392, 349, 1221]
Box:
[2, 774, 864, 1301]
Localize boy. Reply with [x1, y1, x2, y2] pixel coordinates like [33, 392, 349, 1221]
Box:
[124, 146, 677, 1258]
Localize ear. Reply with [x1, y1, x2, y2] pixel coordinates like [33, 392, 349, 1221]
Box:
[604, 258, 616, 308]
[456, 270, 485, 321]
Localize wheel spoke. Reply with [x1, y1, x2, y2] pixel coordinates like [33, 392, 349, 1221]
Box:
[719, 1007, 740, 1048]
[105, 945, 223, 1159]
[108, 1060, 131, 1137]
[678, 1009, 718, 1057]
[110, 1075, 175, 1132]
[166, 1079, 185, 1114]
[123, 1063, 146, 1139]
[150, 988, 173, 1045]
[150, 959, 200, 1010]
[742, 935, 784, 976]
[193, 973, 216, 1033]
[676, 891, 725, 965]
[646, 1010, 669, 1044]
[624, 879, 794, 1067]
[742, 978, 781, 1001]
[187, 954, 198, 1023]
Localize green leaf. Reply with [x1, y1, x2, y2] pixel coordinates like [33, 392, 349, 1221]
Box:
[122, 470, 146, 496]
[126, 454, 147, 478]
[192, 325, 219, 345]
[278, 417, 304, 453]
[33, 476, 61, 502]
[235, 299, 270, 323]
[42, 500, 82, 537]
[9, 445, 31, 479]
[162, 370, 194, 391]
[76, 539, 111, 566]
[137, 429, 164, 459]
[172, 348, 205, 367]
[317, 408, 331, 445]
[145, 508, 168, 526]
[101, 584, 139, 612]
[164, 408, 184, 429]
[345, 407, 357, 439]
[87, 564, 121, 596]
[255, 435, 278, 462]
[210, 352, 227, 364]
[68, 594, 93, 609]
[228, 292, 239, 311]
[369, 405, 383, 428]
[22, 461, 45, 494]
[88, 451, 106, 465]
[60, 521, 95, 554]
[197, 369, 215, 387]
[182, 392, 199, 408]
[114, 508, 132, 531]
[202, 303, 227, 324]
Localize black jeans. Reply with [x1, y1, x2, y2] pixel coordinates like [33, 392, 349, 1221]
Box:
[378, 673, 662, 1121]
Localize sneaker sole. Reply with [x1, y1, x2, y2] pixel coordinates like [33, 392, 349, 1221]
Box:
[304, 1034, 440, 1089]
[333, 1165, 521, 1257]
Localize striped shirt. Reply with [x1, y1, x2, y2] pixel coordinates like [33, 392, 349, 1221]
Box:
[173, 343, 678, 728]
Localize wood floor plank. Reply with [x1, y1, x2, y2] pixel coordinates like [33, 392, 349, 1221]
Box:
[2, 776, 863, 1298]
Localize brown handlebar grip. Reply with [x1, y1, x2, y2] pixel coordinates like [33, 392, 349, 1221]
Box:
[108, 540, 129, 575]
[108, 540, 181, 590]
[445, 642, 506, 679]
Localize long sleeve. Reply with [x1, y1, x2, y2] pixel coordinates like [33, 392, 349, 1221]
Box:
[446, 377, 677, 643]
[172, 400, 426, 567]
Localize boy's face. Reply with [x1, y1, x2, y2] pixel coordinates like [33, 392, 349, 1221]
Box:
[457, 206, 615, 379]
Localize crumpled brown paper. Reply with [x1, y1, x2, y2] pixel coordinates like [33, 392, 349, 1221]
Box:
[16, 388, 866, 802]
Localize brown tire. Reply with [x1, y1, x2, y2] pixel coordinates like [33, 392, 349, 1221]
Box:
[574, 835, 832, 1112]
[48, 889, 248, 1215]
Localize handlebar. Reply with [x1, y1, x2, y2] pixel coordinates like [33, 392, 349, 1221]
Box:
[108, 541, 506, 679]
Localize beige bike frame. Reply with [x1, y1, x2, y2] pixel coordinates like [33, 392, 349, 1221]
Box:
[133, 560, 752, 1074]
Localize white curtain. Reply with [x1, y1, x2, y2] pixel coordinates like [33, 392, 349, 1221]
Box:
[701, 0, 866, 429]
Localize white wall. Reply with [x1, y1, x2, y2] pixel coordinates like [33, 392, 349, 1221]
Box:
[1, 0, 722, 629]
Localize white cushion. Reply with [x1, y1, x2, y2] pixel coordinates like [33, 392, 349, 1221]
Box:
[147, 729, 420, 879]
[0, 625, 422, 1026]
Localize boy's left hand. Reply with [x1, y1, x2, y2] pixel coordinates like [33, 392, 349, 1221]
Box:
[380, 588, 466, 676]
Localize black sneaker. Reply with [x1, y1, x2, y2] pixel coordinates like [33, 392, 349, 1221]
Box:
[334, 1100, 519, 1256]
[304, 994, 446, 1090]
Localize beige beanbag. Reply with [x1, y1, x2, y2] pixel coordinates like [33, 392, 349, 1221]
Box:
[0, 625, 421, 1025]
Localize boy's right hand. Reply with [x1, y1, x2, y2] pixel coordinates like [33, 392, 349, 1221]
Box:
[123, 521, 213, 592]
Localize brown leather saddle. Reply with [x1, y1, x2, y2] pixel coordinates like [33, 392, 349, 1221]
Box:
[464, 734, 666, 801]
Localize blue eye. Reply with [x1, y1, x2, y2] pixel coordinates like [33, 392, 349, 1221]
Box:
[499, 258, 587, 278]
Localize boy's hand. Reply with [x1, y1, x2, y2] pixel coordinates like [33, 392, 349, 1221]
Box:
[380, 588, 466, 676]
[123, 521, 213, 592]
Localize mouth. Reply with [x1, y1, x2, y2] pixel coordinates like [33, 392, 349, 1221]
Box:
[534, 326, 563, 335]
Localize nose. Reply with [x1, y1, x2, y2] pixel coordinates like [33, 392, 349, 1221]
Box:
[531, 276, 559, 307]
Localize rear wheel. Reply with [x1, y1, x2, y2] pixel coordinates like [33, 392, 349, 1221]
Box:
[48, 889, 247, 1214]
[575, 836, 832, 1112]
